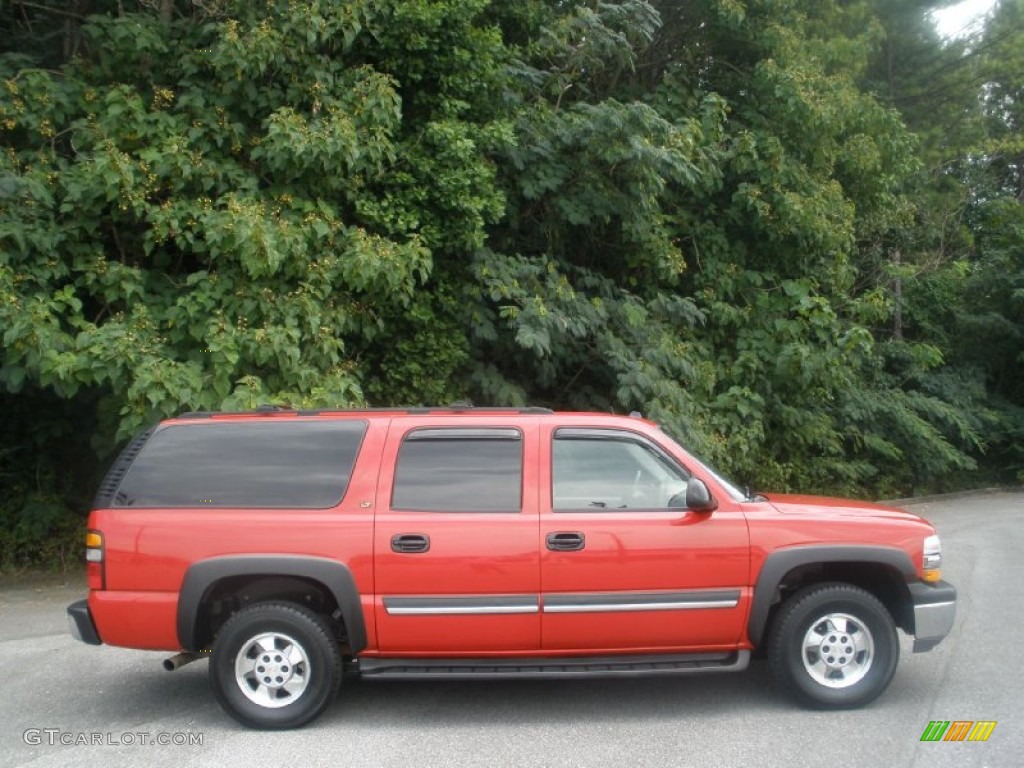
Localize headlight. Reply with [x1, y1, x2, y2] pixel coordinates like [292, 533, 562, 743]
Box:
[923, 534, 942, 582]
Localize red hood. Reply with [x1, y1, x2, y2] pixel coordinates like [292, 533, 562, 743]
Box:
[764, 493, 928, 523]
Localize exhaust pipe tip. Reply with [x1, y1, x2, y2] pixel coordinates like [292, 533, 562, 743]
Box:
[163, 652, 202, 671]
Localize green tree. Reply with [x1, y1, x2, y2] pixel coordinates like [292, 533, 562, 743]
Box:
[868, 0, 1024, 485]
[0, 0, 512, 447]
[2, 0, 1022, 568]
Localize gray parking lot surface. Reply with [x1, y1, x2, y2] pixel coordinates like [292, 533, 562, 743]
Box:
[1, 492, 1021, 767]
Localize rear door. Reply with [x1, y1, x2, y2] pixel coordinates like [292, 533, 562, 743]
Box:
[372, 417, 540, 653]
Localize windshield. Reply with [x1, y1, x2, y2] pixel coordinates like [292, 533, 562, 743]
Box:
[655, 425, 749, 503]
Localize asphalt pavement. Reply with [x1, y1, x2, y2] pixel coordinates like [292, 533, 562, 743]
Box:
[1, 491, 1021, 768]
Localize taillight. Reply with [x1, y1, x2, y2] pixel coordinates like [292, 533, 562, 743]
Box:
[85, 530, 105, 590]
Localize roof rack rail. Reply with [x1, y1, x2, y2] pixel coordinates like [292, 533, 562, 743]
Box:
[405, 405, 553, 415]
[175, 405, 554, 419]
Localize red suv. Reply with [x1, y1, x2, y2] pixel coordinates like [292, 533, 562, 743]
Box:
[67, 406, 956, 729]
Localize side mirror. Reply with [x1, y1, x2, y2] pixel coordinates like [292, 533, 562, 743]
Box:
[684, 479, 717, 513]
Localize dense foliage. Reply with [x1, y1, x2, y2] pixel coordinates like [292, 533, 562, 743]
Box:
[1, 0, 1021, 567]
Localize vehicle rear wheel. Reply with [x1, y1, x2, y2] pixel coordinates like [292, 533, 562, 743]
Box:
[209, 601, 340, 729]
[767, 582, 899, 709]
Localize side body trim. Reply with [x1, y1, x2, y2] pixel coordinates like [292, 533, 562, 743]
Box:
[544, 589, 741, 614]
[748, 545, 917, 646]
[177, 555, 366, 653]
[382, 589, 743, 616]
[384, 596, 539, 615]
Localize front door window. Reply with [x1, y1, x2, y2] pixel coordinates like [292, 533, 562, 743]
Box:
[552, 431, 689, 510]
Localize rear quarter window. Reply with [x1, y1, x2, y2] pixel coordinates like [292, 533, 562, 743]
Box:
[109, 420, 367, 509]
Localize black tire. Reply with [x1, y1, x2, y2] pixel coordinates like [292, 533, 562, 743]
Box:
[767, 582, 899, 709]
[209, 601, 341, 729]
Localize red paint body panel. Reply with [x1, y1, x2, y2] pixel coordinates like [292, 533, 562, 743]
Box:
[538, 513, 752, 651]
[89, 507, 376, 650]
[89, 590, 179, 649]
[536, 420, 751, 651]
[372, 417, 541, 652]
[86, 416, 386, 650]
[81, 409, 940, 660]
[744, 496, 936, 581]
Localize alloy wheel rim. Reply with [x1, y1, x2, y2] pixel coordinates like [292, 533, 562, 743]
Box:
[800, 612, 874, 688]
[234, 631, 311, 708]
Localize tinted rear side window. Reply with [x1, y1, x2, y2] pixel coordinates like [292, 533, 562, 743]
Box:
[112, 420, 367, 508]
[392, 428, 522, 512]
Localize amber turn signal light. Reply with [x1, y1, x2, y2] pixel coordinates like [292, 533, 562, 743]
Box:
[85, 529, 104, 590]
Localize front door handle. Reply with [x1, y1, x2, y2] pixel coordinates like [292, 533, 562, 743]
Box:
[391, 533, 430, 553]
[546, 532, 585, 551]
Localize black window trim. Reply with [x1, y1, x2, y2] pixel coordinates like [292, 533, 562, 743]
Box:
[403, 427, 522, 441]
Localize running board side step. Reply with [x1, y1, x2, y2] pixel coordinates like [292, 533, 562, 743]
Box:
[355, 650, 750, 681]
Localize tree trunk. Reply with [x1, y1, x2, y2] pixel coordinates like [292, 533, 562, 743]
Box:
[892, 249, 903, 341]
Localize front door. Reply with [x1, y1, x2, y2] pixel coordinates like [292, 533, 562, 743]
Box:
[373, 418, 540, 654]
[539, 426, 750, 652]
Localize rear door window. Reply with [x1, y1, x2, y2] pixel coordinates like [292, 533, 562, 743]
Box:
[391, 428, 523, 512]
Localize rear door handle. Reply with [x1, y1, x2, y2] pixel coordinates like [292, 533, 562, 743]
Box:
[391, 534, 430, 553]
[546, 532, 585, 551]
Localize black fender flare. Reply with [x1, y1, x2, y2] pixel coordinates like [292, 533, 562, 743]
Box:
[747, 545, 916, 646]
[177, 555, 367, 653]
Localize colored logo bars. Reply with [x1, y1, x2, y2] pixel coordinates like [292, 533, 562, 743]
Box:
[920, 721, 997, 742]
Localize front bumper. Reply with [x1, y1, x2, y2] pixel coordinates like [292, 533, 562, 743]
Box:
[909, 580, 956, 653]
[67, 599, 102, 645]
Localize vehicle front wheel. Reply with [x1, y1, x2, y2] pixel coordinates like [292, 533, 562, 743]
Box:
[767, 583, 899, 709]
[209, 601, 341, 729]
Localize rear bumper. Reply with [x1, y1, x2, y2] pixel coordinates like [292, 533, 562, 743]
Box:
[67, 599, 102, 646]
[909, 580, 956, 653]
